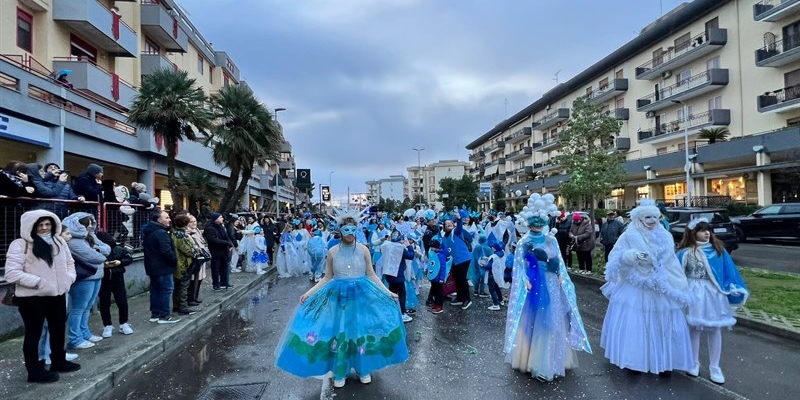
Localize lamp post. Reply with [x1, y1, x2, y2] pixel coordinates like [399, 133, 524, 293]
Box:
[273, 108, 286, 219]
[412, 148, 424, 208]
[328, 171, 334, 210]
[672, 100, 692, 206]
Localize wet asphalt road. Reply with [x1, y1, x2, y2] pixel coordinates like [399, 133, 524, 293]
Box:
[104, 274, 800, 400]
[731, 242, 800, 274]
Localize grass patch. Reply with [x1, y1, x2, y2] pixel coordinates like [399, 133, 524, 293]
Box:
[739, 267, 800, 320]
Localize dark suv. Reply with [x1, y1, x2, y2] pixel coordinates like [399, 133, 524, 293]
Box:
[731, 203, 800, 241]
[665, 207, 739, 253]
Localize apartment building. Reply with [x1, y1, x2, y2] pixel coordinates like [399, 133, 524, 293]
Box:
[0, 0, 297, 212]
[467, 0, 800, 210]
[406, 159, 470, 209]
[371, 175, 407, 203]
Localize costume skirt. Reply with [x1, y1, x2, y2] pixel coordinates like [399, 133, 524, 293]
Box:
[600, 282, 693, 373]
[686, 278, 736, 329]
[275, 276, 409, 380]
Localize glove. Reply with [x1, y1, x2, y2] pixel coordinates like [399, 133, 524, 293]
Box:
[533, 248, 549, 262]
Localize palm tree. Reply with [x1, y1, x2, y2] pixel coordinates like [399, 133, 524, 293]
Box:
[128, 69, 212, 212]
[698, 127, 730, 144]
[175, 168, 223, 216]
[207, 84, 283, 214]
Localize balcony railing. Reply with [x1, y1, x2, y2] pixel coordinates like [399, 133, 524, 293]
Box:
[635, 28, 728, 80]
[469, 151, 484, 161]
[52, 0, 138, 57]
[533, 108, 569, 131]
[605, 108, 630, 120]
[505, 126, 532, 144]
[535, 135, 560, 152]
[485, 139, 506, 154]
[589, 78, 629, 104]
[755, 36, 800, 67]
[754, 0, 800, 22]
[758, 84, 800, 113]
[141, 52, 177, 75]
[636, 69, 729, 112]
[637, 109, 731, 143]
[506, 146, 532, 161]
[53, 56, 137, 110]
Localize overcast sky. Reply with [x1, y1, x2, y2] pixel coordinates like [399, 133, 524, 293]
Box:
[179, 0, 687, 202]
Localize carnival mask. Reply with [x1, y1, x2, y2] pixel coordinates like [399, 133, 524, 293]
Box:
[340, 225, 358, 236]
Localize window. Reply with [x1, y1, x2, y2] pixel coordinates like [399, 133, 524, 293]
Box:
[143, 38, 159, 54]
[676, 69, 692, 86]
[708, 96, 722, 110]
[707, 56, 720, 70]
[585, 86, 593, 96]
[677, 105, 694, 122]
[674, 32, 691, 53]
[615, 97, 625, 109]
[197, 56, 204, 74]
[209, 66, 213, 84]
[599, 77, 609, 90]
[70, 35, 97, 62]
[17, 9, 33, 53]
[653, 48, 665, 67]
[656, 147, 667, 155]
[615, 69, 624, 78]
[224, 75, 230, 87]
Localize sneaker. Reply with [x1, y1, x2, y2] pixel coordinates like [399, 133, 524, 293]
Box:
[149, 315, 159, 323]
[333, 378, 346, 388]
[50, 360, 81, 373]
[709, 366, 725, 384]
[402, 314, 413, 323]
[87, 335, 103, 343]
[450, 301, 464, 306]
[224, 284, 235, 289]
[487, 304, 501, 311]
[212, 286, 222, 291]
[65, 353, 78, 362]
[72, 341, 95, 350]
[257, 269, 267, 275]
[359, 374, 372, 384]
[431, 306, 444, 314]
[406, 309, 416, 314]
[102, 326, 114, 338]
[478, 293, 490, 298]
[119, 323, 134, 335]
[177, 308, 198, 315]
[157, 315, 181, 324]
[461, 300, 473, 310]
[500, 300, 506, 306]
[686, 362, 700, 377]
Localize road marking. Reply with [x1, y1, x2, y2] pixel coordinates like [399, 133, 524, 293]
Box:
[320, 376, 334, 400]
[687, 375, 751, 400]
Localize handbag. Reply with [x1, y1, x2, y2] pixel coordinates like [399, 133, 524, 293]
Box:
[192, 247, 211, 262]
[1, 285, 18, 307]
[442, 273, 457, 296]
[74, 257, 99, 281]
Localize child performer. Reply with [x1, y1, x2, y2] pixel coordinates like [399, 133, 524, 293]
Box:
[676, 218, 748, 385]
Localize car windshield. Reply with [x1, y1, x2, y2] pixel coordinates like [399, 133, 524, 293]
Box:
[689, 212, 729, 223]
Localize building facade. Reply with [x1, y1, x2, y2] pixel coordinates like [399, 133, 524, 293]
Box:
[1, 0, 299, 213]
[374, 175, 407, 203]
[406, 159, 470, 209]
[467, 0, 800, 210]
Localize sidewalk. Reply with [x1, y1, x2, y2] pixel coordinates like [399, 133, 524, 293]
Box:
[567, 269, 800, 343]
[0, 268, 272, 400]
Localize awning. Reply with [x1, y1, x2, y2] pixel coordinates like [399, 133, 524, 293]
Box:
[484, 165, 499, 176]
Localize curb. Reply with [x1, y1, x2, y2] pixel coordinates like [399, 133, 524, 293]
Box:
[567, 270, 800, 344]
[67, 267, 275, 400]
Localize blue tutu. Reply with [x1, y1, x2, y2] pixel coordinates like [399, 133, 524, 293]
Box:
[275, 276, 409, 380]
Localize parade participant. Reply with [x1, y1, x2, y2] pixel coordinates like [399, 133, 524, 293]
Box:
[600, 199, 693, 375]
[470, 233, 492, 298]
[441, 209, 473, 310]
[276, 223, 296, 278]
[677, 218, 749, 384]
[238, 215, 262, 273]
[252, 228, 270, 276]
[275, 208, 408, 388]
[382, 230, 416, 323]
[504, 194, 591, 381]
[289, 218, 311, 276]
[307, 230, 326, 282]
[426, 238, 450, 314]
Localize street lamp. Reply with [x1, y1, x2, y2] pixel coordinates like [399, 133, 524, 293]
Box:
[273, 107, 286, 219]
[412, 148, 424, 208]
[672, 100, 692, 206]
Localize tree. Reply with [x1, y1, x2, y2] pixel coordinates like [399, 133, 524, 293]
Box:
[206, 84, 283, 214]
[174, 168, 223, 216]
[555, 96, 625, 221]
[437, 175, 479, 211]
[492, 182, 506, 211]
[698, 127, 730, 144]
[128, 69, 213, 212]
[302, 182, 316, 199]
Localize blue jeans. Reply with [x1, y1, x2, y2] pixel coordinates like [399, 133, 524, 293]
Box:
[67, 278, 102, 348]
[149, 274, 174, 318]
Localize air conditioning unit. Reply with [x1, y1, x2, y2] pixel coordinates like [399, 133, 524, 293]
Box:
[661, 70, 672, 79]
[645, 111, 656, 118]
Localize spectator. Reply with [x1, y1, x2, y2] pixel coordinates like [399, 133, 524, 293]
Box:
[62, 212, 110, 350]
[96, 229, 134, 338]
[142, 209, 181, 324]
[0, 160, 35, 197]
[260, 215, 278, 267]
[130, 182, 159, 209]
[3, 210, 81, 383]
[28, 163, 84, 219]
[171, 214, 198, 315]
[72, 163, 104, 203]
[554, 212, 573, 269]
[186, 215, 208, 306]
[600, 211, 624, 262]
[203, 213, 233, 291]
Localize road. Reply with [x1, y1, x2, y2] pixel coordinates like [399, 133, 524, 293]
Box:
[732, 241, 800, 274]
[103, 274, 800, 400]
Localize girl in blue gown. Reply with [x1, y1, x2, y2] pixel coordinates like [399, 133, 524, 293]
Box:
[275, 209, 409, 388]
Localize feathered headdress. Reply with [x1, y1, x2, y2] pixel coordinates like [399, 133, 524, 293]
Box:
[329, 206, 370, 226]
[518, 193, 560, 227]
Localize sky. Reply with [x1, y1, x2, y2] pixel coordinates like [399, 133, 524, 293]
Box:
[178, 0, 689, 203]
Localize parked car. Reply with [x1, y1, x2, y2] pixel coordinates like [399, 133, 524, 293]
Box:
[730, 203, 800, 241]
[665, 207, 739, 253]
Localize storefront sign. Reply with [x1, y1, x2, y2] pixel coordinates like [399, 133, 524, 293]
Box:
[0, 113, 50, 146]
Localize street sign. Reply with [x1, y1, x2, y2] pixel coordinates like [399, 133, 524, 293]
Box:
[296, 168, 311, 188]
[321, 185, 330, 201]
[479, 182, 491, 193]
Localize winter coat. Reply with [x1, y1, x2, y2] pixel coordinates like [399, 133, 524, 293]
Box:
[62, 212, 110, 280]
[172, 228, 194, 278]
[569, 219, 596, 252]
[0, 170, 34, 197]
[600, 218, 624, 246]
[142, 221, 177, 277]
[188, 227, 208, 280]
[3, 209, 76, 297]
[555, 218, 572, 242]
[105, 244, 133, 274]
[72, 170, 103, 203]
[203, 222, 232, 258]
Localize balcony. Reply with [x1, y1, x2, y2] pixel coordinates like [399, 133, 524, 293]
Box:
[215, 51, 240, 81]
[141, 1, 189, 53]
[533, 108, 569, 131]
[605, 108, 630, 120]
[507, 166, 533, 179]
[635, 28, 727, 80]
[535, 135, 560, 152]
[52, 0, 138, 58]
[757, 84, 800, 113]
[485, 139, 506, 154]
[141, 52, 176, 75]
[589, 78, 629, 104]
[505, 126, 532, 144]
[636, 69, 729, 112]
[506, 146, 532, 161]
[52, 57, 137, 110]
[534, 159, 561, 173]
[754, 0, 800, 21]
[468, 150, 485, 161]
[637, 109, 731, 144]
[755, 36, 800, 67]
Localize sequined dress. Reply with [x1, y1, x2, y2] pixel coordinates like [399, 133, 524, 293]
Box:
[274, 243, 409, 380]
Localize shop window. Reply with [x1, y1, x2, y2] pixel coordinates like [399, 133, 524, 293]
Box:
[17, 9, 33, 53]
[708, 177, 746, 201]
